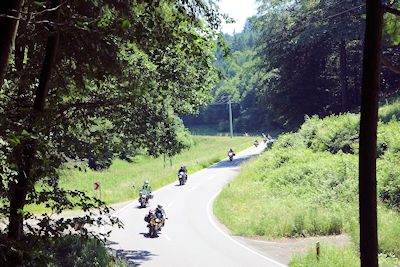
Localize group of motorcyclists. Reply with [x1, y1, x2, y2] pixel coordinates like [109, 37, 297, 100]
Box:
[140, 164, 189, 238]
[254, 133, 273, 148]
[140, 147, 239, 238]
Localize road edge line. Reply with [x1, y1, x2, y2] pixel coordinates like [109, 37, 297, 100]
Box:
[206, 189, 288, 267]
[112, 145, 259, 217]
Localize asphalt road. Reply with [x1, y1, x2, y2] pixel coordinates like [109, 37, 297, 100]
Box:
[107, 143, 287, 267]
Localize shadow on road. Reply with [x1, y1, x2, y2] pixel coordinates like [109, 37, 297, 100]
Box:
[115, 249, 156, 266]
[207, 153, 259, 169]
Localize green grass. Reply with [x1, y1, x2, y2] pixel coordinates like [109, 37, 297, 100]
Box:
[27, 135, 254, 213]
[214, 99, 400, 265]
[290, 244, 400, 267]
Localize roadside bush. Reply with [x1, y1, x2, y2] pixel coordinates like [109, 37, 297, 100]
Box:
[215, 99, 400, 263]
[214, 148, 358, 238]
[379, 99, 400, 123]
[52, 236, 117, 267]
[297, 114, 359, 154]
[378, 152, 400, 209]
[0, 235, 126, 267]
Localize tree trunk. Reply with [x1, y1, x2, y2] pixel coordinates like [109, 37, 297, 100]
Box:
[339, 40, 349, 111]
[359, 1, 383, 267]
[7, 0, 60, 241]
[0, 0, 24, 89]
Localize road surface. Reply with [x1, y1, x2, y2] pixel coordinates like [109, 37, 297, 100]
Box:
[107, 144, 287, 267]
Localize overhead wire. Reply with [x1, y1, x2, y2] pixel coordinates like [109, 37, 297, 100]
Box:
[258, 2, 366, 48]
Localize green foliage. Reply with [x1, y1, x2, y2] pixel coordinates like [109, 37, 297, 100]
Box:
[50, 236, 122, 267]
[183, 18, 278, 133]
[0, 234, 127, 267]
[296, 114, 359, 154]
[215, 100, 400, 259]
[214, 148, 358, 238]
[0, 0, 225, 265]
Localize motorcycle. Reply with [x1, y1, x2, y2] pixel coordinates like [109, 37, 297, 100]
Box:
[138, 189, 151, 208]
[147, 213, 165, 238]
[228, 152, 235, 161]
[178, 171, 187, 185]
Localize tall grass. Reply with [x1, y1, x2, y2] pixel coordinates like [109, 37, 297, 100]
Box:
[28, 136, 254, 213]
[214, 99, 400, 264]
[290, 244, 400, 267]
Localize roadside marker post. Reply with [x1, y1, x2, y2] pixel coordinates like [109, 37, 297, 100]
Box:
[94, 181, 101, 200]
[316, 241, 320, 261]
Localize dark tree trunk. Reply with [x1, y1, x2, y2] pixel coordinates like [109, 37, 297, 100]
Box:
[339, 40, 349, 111]
[359, 1, 383, 267]
[0, 0, 24, 88]
[7, 0, 60, 241]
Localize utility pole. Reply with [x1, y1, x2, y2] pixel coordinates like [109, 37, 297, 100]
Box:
[228, 98, 233, 138]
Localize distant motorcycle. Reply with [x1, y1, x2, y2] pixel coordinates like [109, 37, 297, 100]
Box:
[254, 140, 259, 147]
[178, 171, 187, 185]
[138, 189, 151, 208]
[228, 151, 235, 161]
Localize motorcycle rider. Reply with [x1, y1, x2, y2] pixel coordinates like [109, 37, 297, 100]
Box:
[228, 148, 235, 155]
[178, 165, 188, 180]
[254, 139, 259, 147]
[144, 209, 155, 229]
[142, 180, 152, 193]
[155, 204, 166, 226]
[141, 180, 152, 202]
[178, 165, 187, 175]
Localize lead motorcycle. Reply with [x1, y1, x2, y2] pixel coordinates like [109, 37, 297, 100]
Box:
[228, 151, 235, 161]
[138, 189, 151, 208]
[178, 171, 187, 185]
[145, 212, 165, 238]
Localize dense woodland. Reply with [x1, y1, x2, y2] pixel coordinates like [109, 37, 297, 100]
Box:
[184, 0, 400, 132]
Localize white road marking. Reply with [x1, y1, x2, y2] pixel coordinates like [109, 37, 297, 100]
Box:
[111, 147, 258, 217]
[166, 201, 174, 209]
[112, 202, 136, 216]
[162, 230, 171, 241]
[206, 190, 288, 267]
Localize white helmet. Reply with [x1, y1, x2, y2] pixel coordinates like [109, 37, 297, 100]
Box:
[144, 180, 149, 185]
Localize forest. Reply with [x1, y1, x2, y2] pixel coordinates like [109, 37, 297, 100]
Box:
[184, 0, 400, 133]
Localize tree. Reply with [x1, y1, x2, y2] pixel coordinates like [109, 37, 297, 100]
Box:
[359, 1, 400, 266]
[0, 0, 24, 88]
[255, 0, 367, 129]
[0, 0, 223, 264]
[358, 1, 383, 265]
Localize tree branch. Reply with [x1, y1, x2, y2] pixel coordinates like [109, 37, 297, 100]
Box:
[382, 5, 400, 16]
[382, 55, 400, 74]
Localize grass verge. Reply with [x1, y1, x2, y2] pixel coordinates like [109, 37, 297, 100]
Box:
[28, 135, 254, 213]
[214, 100, 400, 266]
[290, 244, 400, 267]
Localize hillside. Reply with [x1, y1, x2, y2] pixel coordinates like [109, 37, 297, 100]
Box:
[214, 99, 400, 266]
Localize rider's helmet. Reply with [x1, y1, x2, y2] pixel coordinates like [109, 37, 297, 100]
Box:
[157, 204, 163, 210]
[181, 165, 185, 169]
[144, 180, 149, 185]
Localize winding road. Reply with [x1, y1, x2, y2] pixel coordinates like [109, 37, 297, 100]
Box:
[107, 143, 287, 267]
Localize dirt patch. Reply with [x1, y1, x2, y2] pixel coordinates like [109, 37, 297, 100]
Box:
[237, 234, 351, 265]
